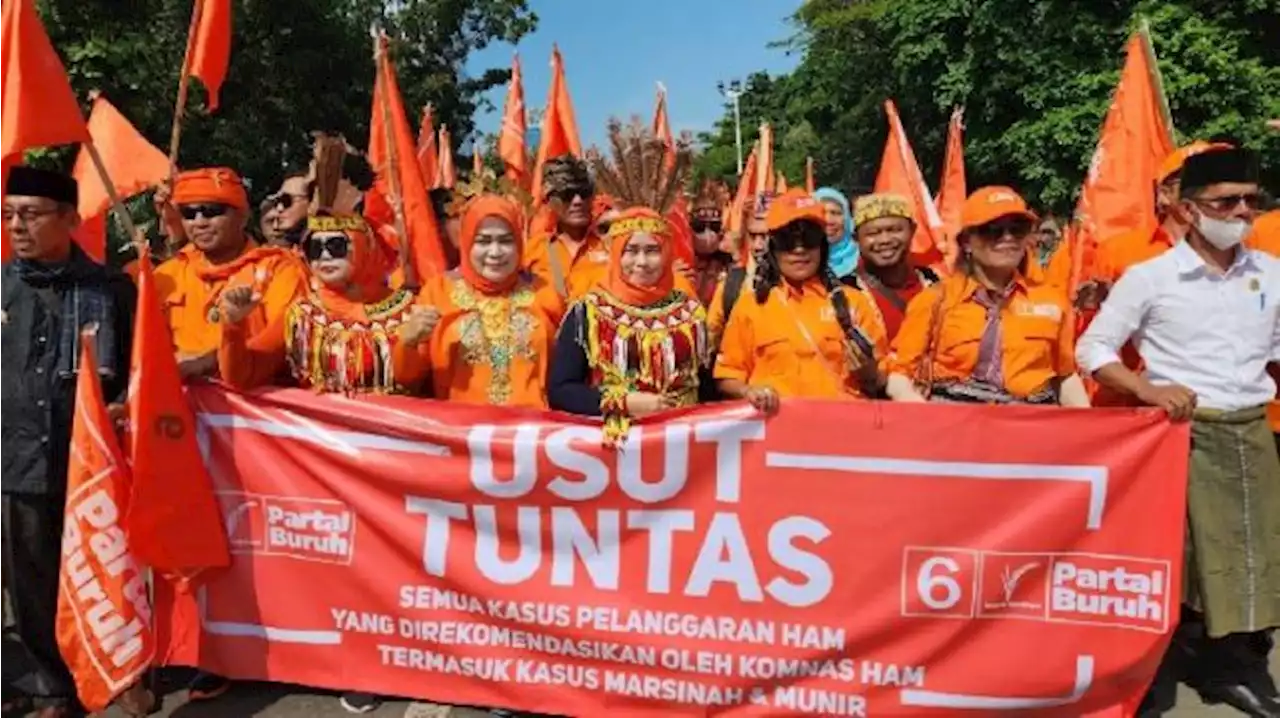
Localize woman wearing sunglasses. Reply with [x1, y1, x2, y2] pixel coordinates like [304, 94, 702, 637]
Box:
[548, 123, 710, 445]
[216, 212, 428, 397]
[885, 187, 1088, 406]
[397, 194, 564, 408]
[715, 190, 887, 413]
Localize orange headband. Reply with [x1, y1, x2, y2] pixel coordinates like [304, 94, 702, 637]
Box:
[172, 167, 249, 210]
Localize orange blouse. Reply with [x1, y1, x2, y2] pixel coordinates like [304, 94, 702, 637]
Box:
[154, 244, 306, 357]
[714, 278, 888, 399]
[888, 274, 1076, 399]
[402, 273, 564, 408]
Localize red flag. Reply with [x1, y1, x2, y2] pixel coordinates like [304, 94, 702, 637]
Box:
[125, 253, 230, 576]
[497, 54, 527, 187]
[415, 105, 438, 191]
[70, 95, 168, 261]
[1071, 28, 1175, 295]
[529, 45, 582, 203]
[652, 82, 676, 171]
[1, 0, 87, 172]
[369, 32, 446, 282]
[875, 99, 946, 268]
[188, 0, 232, 111]
[57, 331, 154, 712]
[935, 106, 967, 271]
[436, 125, 456, 190]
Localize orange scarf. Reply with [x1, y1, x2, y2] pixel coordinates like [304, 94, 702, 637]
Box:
[599, 207, 674, 306]
[306, 214, 395, 323]
[191, 242, 287, 283]
[459, 195, 525, 295]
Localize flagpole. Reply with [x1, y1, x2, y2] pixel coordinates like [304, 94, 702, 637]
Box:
[374, 31, 418, 290]
[1138, 18, 1176, 144]
[168, 0, 205, 169]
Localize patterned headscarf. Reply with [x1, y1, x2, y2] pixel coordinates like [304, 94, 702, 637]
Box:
[853, 193, 914, 227]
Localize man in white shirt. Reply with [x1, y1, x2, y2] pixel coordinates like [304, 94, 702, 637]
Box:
[1078, 147, 1280, 718]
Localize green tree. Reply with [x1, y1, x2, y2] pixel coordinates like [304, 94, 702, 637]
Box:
[694, 0, 1280, 214]
[37, 0, 536, 196]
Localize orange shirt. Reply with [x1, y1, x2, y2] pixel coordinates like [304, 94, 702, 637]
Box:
[888, 274, 1075, 399]
[404, 273, 564, 408]
[524, 229, 699, 303]
[1246, 210, 1280, 430]
[714, 278, 888, 399]
[154, 244, 306, 357]
[1093, 225, 1176, 286]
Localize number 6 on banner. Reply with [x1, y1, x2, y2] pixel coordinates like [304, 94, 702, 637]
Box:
[902, 547, 977, 618]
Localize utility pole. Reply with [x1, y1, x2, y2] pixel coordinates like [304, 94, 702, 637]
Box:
[717, 79, 746, 175]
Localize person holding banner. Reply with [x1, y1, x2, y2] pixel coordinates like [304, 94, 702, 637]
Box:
[884, 186, 1089, 406]
[847, 192, 940, 343]
[401, 193, 563, 407]
[714, 189, 887, 411]
[1078, 146, 1280, 718]
[1, 167, 141, 716]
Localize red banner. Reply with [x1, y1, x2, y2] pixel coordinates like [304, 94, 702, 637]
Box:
[157, 388, 1189, 716]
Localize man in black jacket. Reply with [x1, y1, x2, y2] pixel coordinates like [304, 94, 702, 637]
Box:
[2, 166, 136, 718]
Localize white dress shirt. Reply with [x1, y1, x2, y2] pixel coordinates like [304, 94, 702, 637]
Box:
[1077, 241, 1280, 412]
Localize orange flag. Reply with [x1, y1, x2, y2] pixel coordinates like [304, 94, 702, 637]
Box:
[497, 53, 527, 187]
[804, 157, 815, 194]
[369, 32, 446, 282]
[1071, 28, 1174, 293]
[935, 106, 967, 270]
[471, 141, 484, 178]
[1, 0, 88, 169]
[57, 331, 155, 713]
[189, 0, 232, 111]
[436, 125, 456, 189]
[874, 99, 946, 268]
[125, 253, 230, 576]
[415, 105, 438, 191]
[775, 171, 788, 193]
[529, 44, 582, 203]
[725, 142, 759, 238]
[652, 82, 676, 171]
[70, 95, 168, 261]
[755, 124, 774, 196]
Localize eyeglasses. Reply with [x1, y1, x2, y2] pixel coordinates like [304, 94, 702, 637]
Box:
[772, 224, 825, 253]
[691, 220, 722, 234]
[2, 206, 61, 223]
[548, 188, 590, 204]
[1193, 193, 1262, 213]
[269, 193, 310, 211]
[303, 234, 351, 261]
[973, 218, 1034, 241]
[178, 203, 231, 221]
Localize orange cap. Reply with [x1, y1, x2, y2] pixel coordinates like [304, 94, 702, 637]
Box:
[765, 189, 825, 232]
[1156, 141, 1233, 183]
[960, 186, 1037, 230]
[172, 167, 249, 210]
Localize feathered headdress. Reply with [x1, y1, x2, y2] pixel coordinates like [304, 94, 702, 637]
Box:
[447, 164, 534, 220]
[309, 131, 367, 215]
[587, 116, 692, 214]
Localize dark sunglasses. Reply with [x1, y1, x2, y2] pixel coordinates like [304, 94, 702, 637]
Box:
[268, 193, 308, 210]
[548, 188, 590, 204]
[303, 235, 352, 262]
[178, 203, 231, 221]
[772, 224, 825, 253]
[1193, 193, 1262, 213]
[974, 218, 1034, 241]
[691, 220, 723, 234]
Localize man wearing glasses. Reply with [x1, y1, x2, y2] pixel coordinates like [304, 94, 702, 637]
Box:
[154, 168, 306, 385]
[2, 167, 139, 717]
[1078, 147, 1280, 718]
[523, 154, 608, 301]
[260, 168, 313, 248]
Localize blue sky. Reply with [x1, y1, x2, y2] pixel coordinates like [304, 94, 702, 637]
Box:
[465, 0, 801, 149]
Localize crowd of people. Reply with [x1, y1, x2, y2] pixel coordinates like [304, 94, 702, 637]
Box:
[2, 119, 1279, 718]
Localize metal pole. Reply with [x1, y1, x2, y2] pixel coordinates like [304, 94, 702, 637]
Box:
[732, 94, 743, 176]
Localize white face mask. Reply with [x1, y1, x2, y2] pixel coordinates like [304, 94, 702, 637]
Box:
[1194, 211, 1251, 250]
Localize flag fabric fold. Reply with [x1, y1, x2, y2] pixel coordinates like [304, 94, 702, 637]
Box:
[935, 107, 967, 271]
[497, 54, 527, 187]
[653, 82, 676, 172]
[189, 0, 232, 111]
[874, 99, 946, 269]
[529, 45, 582, 203]
[415, 105, 438, 191]
[436, 125, 456, 190]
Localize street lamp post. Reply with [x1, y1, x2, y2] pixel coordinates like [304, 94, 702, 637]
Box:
[717, 79, 745, 175]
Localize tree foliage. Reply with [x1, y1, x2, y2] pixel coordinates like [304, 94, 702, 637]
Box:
[694, 0, 1280, 213]
[36, 0, 536, 197]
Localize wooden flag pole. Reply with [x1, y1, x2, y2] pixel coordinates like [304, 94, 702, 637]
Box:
[82, 92, 146, 257]
[374, 32, 418, 290]
[1138, 18, 1176, 144]
[168, 0, 205, 169]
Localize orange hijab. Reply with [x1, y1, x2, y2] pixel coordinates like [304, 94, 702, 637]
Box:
[459, 194, 525, 295]
[600, 207, 674, 307]
[305, 214, 395, 322]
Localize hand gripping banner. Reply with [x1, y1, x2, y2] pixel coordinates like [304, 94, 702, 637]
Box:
[156, 388, 1189, 717]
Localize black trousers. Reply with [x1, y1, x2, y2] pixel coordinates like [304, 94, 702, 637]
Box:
[2, 492, 77, 706]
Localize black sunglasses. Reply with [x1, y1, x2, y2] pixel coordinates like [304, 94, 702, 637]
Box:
[303, 235, 351, 262]
[548, 188, 590, 204]
[178, 203, 231, 221]
[1193, 193, 1262, 213]
[691, 220, 723, 234]
[772, 223, 825, 253]
[974, 218, 1034, 241]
